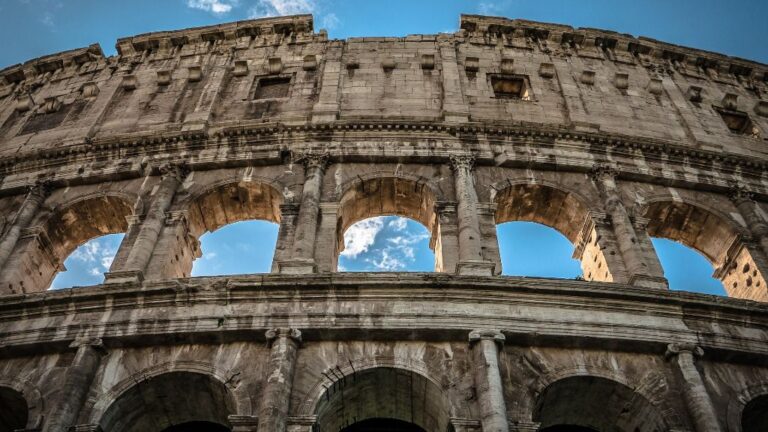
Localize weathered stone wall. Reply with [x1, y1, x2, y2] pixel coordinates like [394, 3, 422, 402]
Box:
[0, 13, 767, 432]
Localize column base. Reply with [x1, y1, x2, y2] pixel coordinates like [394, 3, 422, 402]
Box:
[450, 418, 482, 432]
[456, 260, 495, 276]
[629, 274, 668, 290]
[443, 110, 470, 123]
[311, 110, 339, 123]
[277, 259, 318, 275]
[228, 415, 258, 432]
[103, 270, 144, 285]
[508, 421, 541, 432]
[287, 415, 317, 432]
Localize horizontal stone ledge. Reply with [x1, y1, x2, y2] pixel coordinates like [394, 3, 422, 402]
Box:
[0, 316, 763, 363]
[1, 273, 765, 316]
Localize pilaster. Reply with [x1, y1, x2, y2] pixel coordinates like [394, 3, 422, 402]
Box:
[451, 155, 494, 276]
[258, 328, 302, 432]
[469, 330, 509, 432]
[666, 343, 722, 432]
[0, 181, 51, 276]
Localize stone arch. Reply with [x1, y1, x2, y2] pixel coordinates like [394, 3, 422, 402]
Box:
[2, 191, 135, 293]
[513, 363, 681, 430]
[335, 175, 441, 271]
[492, 180, 623, 282]
[310, 364, 452, 432]
[531, 371, 671, 432]
[640, 197, 766, 299]
[86, 361, 251, 428]
[0, 376, 44, 430]
[162, 178, 285, 278]
[726, 382, 768, 432]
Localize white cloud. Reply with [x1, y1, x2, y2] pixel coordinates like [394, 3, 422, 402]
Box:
[341, 217, 385, 258]
[100, 255, 115, 271]
[71, 242, 101, 263]
[248, 0, 316, 18]
[388, 217, 408, 232]
[371, 249, 406, 271]
[187, 0, 237, 14]
[320, 12, 340, 30]
[88, 267, 101, 276]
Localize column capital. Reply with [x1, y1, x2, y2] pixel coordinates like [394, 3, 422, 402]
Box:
[69, 337, 105, 351]
[158, 161, 190, 181]
[71, 425, 103, 432]
[279, 202, 301, 216]
[266, 328, 302, 345]
[28, 179, 53, 200]
[435, 200, 458, 214]
[449, 154, 476, 171]
[295, 151, 330, 171]
[469, 329, 505, 347]
[590, 163, 619, 182]
[729, 184, 755, 205]
[666, 343, 704, 359]
[630, 215, 652, 230]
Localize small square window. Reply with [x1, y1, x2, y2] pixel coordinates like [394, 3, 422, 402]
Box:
[490, 75, 531, 100]
[715, 107, 760, 137]
[253, 76, 291, 100]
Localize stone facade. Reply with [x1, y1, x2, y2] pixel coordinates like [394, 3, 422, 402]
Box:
[0, 13, 767, 432]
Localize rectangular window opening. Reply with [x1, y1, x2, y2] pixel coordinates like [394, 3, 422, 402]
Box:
[253, 76, 291, 100]
[490, 75, 531, 100]
[715, 107, 758, 136]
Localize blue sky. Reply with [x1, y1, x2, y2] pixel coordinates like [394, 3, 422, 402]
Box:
[19, 0, 759, 295]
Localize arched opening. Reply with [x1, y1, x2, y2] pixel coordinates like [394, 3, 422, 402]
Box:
[3, 195, 133, 293]
[495, 184, 615, 281]
[338, 216, 434, 272]
[0, 386, 28, 432]
[533, 376, 666, 432]
[314, 367, 450, 432]
[651, 238, 725, 295]
[496, 222, 581, 278]
[336, 178, 440, 272]
[99, 372, 234, 432]
[644, 201, 766, 300]
[50, 233, 125, 289]
[191, 220, 278, 276]
[183, 181, 283, 277]
[341, 418, 427, 432]
[742, 394, 768, 432]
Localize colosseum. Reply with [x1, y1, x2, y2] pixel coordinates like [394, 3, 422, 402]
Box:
[0, 12, 767, 432]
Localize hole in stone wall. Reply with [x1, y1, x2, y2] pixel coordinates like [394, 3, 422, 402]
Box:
[742, 394, 768, 432]
[651, 237, 725, 296]
[338, 216, 434, 272]
[715, 107, 760, 136]
[49, 233, 125, 290]
[161, 422, 230, 432]
[253, 76, 291, 100]
[0, 386, 28, 432]
[490, 75, 531, 100]
[497, 222, 581, 279]
[191, 220, 278, 276]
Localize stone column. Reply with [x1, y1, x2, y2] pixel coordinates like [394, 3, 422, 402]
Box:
[451, 155, 494, 276]
[730, 186, 768, 261]
[469, 330, 509, 432]
[271, 203, 300, 272]
[592, 166, 667, 289]
[258, 328, 302, 432]
[434, 201, 460, 273]
[279, 153, 328, 274]
[0, 181, 49, 273]
[666, 343, 721, 432]
[107, 163, 186, 283]
[44, 339, 105, 432]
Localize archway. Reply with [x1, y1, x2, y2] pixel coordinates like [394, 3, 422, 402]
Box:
[494, 184, 618, 282]
[336, 177, 440, 272]
[3, 195, 133, 293]
[644, 200, 767, 300]
[742, 394, 768, 432]
[50, 233, 125, 289]
[99, 372, 235, 432]
[0, 386, 28, 432]
[533, 376, 666, 432]
[338, 216, 434, 272]
[651, 238, 725, 295]
[314, 367, 451, 432]
[181, 181, 283, 277]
